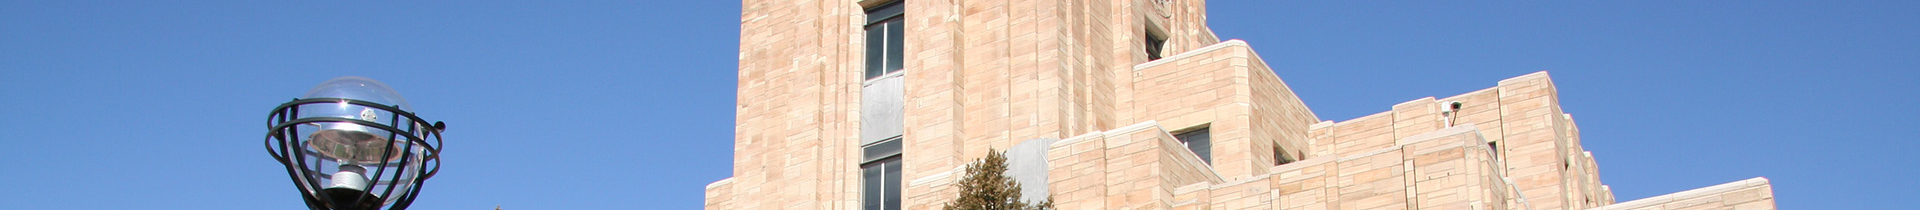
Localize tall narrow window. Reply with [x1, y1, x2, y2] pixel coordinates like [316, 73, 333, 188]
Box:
[861, 2, 906, 210]
[862, 138, 902, 210]
[1144, 29, 1166, 60]
[865, 2, 905, 80]
[1175, 128, 1211, 164]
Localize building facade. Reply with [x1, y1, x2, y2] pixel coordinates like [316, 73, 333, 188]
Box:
[706, 0, 1776, 209]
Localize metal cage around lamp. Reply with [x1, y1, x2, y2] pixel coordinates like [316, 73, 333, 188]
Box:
[265, 77, 445, 210]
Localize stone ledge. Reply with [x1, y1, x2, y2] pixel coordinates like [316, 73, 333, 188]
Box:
[1268, 155, 1334, 178]
[1048, 131, 1106, 150]
[705, 177, 734, 190]
[1590, 177, 1773, 210]
[1173, 182, 1211, 195]
[1496, 71, 1553, 85]
[1133, 39, 1251, 71]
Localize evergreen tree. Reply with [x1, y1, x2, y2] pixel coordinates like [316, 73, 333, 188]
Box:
[944, 149, 1055, 210]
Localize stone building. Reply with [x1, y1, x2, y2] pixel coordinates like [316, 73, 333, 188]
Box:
[704, 0, 1776, 209]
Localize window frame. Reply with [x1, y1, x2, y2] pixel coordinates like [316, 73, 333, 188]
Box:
[863, 1, 906, 81]
[860, 137, 903, 210]
[1174, 127, 1211, 165]
[1143, 19, 1169, 61]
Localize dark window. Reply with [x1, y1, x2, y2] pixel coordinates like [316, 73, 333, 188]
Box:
[1488, 141, 1499, 158]
[1144, 30, 1166, 60]
[1274, 145, 1295, 165]
[865, 2, 906, 80]
[861, 157, 901, 210]
[1175, 128, 1210, 164]
[862, 138, 903, 210]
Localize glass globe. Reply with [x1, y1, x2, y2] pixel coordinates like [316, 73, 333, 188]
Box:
[290, 76, 432, 208]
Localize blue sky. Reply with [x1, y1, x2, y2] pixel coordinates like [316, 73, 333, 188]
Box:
[0, 1, 1911, 209]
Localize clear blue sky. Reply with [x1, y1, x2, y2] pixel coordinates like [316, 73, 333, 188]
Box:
[0, 1, 1912, 209]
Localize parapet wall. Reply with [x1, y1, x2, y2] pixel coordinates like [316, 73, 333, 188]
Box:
[1590, 177, 1775, 210]
[1166, 124, 1515, 209]
[1131, 40, 1319, 182]
[1046, 121, 1223, 209]
[1306, 72, 1617, 209]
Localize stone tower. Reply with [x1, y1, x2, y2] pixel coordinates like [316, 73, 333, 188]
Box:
[706, 0, 1776, 209]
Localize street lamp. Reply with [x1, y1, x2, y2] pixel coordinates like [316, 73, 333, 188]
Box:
[265, 76, 445, 210]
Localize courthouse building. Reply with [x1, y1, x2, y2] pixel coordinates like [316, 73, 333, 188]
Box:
[705, 0, 1776, 209]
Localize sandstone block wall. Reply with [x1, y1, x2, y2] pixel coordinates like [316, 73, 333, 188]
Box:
[1131, 40, 1319, 182]
[1271, 157, 1337, 210]
[704, 179, 734, 210]
[1299, 72, 1619, 210]
[713, 0, 1226, 208]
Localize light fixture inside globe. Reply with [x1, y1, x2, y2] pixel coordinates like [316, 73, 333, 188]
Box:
[300, 77, 415, 165]
[308, 127, 405, 164]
